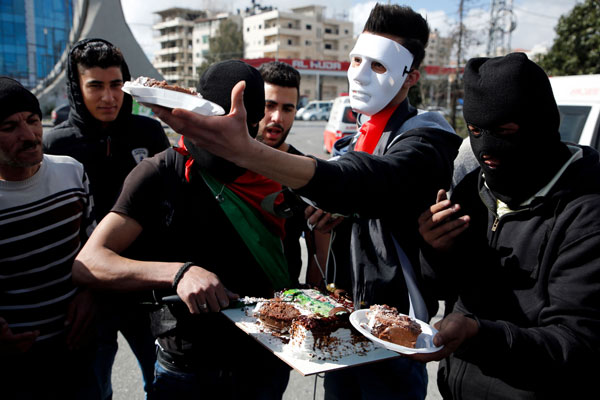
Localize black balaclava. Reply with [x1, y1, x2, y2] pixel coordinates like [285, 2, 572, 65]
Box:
[0, 77, 42, 121]
[463, 52, 570, 207]
[184, 60, 265, 183]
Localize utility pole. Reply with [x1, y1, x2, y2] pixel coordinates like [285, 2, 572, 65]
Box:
[487, 0, 517, 56]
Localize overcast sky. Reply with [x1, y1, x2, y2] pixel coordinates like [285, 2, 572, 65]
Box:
[120, 0, 582, 61]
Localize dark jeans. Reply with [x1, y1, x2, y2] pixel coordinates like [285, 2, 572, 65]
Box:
[151, 349, 290, 400]
[323, 357, 428, 400]
[94, 300, 157, 399]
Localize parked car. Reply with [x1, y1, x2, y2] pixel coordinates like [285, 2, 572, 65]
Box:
[549, 74, 600, 150]
[296, 100, 332, 120]
[302, 101, 332, 121]
[51, 104, 70, 126]
[323, 96, 357, 153]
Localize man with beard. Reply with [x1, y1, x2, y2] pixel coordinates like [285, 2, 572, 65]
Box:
[415, 52, 600, 398]
[43, 38, 170, 399]
[149, 4, 462, 399]
[72, 60, 291, 400]
[0, 77, 98, 398]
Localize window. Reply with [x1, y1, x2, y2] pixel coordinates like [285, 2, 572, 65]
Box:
[202, 35, 209, 44]
[557, 105, 591, 143]
[305, 40, 311, 46]
[325, 28, 332, 34]
[288, 39, 293, 45]
[306, 24, 312, 30]
[325, 43, 332, 50]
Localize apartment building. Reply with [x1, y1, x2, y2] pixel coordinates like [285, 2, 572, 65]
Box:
[193, 13, 242, 68]
[424, 29, 453, 72]
[243, 5, 354, 100]
[153, 8, 205, 88]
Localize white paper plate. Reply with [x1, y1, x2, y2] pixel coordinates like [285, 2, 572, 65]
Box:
[122, 82, 225, 116]
[350, 309, 444, 355]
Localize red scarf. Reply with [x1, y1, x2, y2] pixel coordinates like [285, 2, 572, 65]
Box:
[353, 104, 399, 154]
[174, 137, 286, 238]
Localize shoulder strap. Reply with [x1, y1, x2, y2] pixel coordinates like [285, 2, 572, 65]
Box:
[200, 170, 290, 290]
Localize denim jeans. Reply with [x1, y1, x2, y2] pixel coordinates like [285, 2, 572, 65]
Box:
[152, 351, 290, 400]
[93, 301, 157, 399]
[323, 357, 428, 400]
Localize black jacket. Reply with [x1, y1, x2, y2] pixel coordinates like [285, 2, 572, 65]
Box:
[43, 42, 170, 218]
[422, 145, 600, 399]
[296, 100, 462, 316]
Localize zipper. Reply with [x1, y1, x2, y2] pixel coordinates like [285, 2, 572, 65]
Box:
[491, 217, 500, 232]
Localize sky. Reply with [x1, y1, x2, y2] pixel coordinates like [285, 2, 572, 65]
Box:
[120, 0, 582, 62]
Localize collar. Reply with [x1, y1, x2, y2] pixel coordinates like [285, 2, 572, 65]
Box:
[495, 145, 583, 216]
[353, 100, 407, 154]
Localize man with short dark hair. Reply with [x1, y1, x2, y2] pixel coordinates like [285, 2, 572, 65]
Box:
[416, 52, 600, 399]
[0, 77, 98, 399]
[149, 4, 462, 399]
[43, 38, 170, 399]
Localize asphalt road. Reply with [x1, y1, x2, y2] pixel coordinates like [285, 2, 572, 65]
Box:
[106, 120, 442, 400]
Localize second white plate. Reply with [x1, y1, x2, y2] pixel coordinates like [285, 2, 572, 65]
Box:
[350, 309, 444, 355]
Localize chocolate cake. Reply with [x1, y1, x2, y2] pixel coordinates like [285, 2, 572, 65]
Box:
[253, 289, 374, 360]
[367, 305, 422, 348]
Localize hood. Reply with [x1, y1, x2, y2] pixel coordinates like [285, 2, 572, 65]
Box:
[552, 145, 600, 199]
[66, 38, 133, 133]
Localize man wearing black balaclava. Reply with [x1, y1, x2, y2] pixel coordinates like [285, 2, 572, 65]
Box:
[70, 60, 292, 399]
[415, 52, 600, 399]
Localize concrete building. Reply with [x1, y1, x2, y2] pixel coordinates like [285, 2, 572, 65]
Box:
[243, 5, 354, 101]
[193, 13, 243, 70]
[153, 8, 206, 89]
[424, 29, 453, 71]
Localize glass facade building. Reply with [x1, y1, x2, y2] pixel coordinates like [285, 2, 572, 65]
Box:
[0, 0, 73, 88]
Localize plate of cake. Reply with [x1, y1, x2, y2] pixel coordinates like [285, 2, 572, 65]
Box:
[350, 305, 444, 355]
[122, 77, 225, 116]
[221, 289, 400, 375]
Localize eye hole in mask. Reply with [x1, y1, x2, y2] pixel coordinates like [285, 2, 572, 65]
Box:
[467, 124, 519, 138]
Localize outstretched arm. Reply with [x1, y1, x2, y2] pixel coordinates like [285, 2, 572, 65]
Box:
[149, 81, 316, 189]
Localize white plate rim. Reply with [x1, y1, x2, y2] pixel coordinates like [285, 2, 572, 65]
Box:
[349, 309, 444, 355]
[122, 83, 225, 116]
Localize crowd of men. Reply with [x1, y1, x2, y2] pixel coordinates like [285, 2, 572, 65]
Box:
[1, 2, 598, 400]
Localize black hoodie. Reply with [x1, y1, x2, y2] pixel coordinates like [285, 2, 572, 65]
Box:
[43, 39, 170, 219]
[421, 144, 600, 399]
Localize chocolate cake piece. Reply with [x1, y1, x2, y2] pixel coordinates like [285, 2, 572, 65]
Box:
[368, 305, 422, 348]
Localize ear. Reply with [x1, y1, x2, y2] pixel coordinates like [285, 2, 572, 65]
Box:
[403, 69, 420, 89]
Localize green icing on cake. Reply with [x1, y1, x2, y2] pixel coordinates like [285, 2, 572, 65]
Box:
[280, 289, 339, 317]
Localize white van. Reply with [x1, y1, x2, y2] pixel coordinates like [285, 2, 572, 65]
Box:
[295, 100, 333, 120]
[322, 96, 357, 153]
[549, 74, 600, 150]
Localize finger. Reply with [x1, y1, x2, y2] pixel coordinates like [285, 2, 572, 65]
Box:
[225, 288, 240, 301]
[304, 205, 317, 219]
[215, 286, 234, 309]
[229, 81, 247, 120]
[205, 291, 221, 313]
[436, 189, 448, 203]
[307, 209, 325, 226]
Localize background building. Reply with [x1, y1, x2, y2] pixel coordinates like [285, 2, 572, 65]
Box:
[0, 0, 73, 89]
[193, 13, 242, 70]
[153, 8, 205, 89]
[1, 0, 162, 113]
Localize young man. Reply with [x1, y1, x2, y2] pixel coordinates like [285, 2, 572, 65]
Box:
[416, 53, 600, 398]
[43, 38, 171, 399]
[150, 4, 462, 399]
[72, 60, 291, 399]
[0, 77, 98, 398]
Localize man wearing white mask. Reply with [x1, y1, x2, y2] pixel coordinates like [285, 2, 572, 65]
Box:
[149, 4, 461, 399]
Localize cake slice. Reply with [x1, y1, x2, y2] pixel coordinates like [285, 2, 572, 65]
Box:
[367, 304, 422, 348]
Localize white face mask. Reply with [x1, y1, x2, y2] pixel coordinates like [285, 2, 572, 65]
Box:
[347, 33, 414, 116]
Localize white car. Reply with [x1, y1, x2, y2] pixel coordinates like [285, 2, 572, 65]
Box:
[296, 100, 332, 121]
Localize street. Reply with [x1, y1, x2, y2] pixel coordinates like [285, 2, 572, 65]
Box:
[107, 120, 442, 400]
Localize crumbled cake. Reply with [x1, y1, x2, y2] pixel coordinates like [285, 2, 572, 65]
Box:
[367, 305, 422, 348]
[129, 76, 198, 95]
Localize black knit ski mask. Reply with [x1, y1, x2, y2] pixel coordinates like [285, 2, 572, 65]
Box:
[463, 53, 569, 207]
[186, 60, 265, 182]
